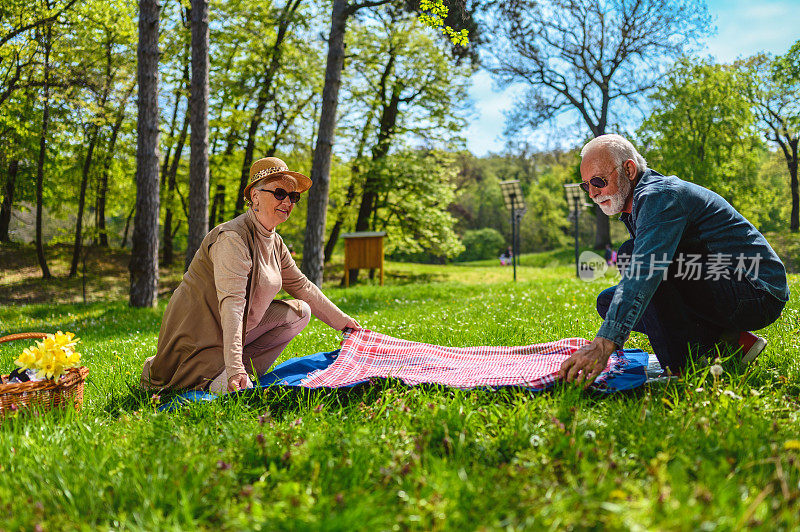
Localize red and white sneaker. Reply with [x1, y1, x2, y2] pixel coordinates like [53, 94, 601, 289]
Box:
[738, 331, 767, 365]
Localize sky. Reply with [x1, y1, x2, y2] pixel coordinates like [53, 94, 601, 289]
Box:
[465, 0, 800, 156]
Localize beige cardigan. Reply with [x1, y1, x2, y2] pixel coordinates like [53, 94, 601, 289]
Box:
[141, 209, 349, 390]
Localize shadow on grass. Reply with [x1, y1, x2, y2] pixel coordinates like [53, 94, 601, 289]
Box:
[101, 375, 657, 421]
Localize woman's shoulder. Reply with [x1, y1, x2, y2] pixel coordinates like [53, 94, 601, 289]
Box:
[215, 212, 249, 232]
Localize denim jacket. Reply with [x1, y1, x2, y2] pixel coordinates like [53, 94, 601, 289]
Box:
[596, 169, 790, 347]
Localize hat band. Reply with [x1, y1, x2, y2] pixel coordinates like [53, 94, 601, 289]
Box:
[251, 166, 289, 183]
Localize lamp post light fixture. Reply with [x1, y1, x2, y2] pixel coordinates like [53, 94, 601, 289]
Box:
[563, 183, 584, 278]
[499, 180, 527, 282]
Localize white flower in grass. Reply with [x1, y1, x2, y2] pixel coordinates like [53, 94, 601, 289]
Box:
[709, 364, 723, 377]
[722, 390, 742, 400]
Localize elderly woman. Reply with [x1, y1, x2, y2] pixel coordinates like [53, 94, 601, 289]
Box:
[141, 157, 359, 393]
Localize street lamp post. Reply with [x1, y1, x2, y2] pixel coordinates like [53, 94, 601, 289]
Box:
[499, 180, 527, 282]
[563, 183, 584, 278]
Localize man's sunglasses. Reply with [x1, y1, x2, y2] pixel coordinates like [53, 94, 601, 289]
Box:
[260, 188, 301, 204]
[579, 176, 609, 193]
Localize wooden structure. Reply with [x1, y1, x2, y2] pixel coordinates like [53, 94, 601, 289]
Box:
[342, 232, 386, 287]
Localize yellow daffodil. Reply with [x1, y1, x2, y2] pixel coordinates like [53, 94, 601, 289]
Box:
[14, 332, 82, 380]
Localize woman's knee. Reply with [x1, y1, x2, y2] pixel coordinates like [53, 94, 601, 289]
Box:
[290, 300, 311, 330]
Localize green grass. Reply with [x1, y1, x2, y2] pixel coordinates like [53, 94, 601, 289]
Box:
[1, 260, 799, 530]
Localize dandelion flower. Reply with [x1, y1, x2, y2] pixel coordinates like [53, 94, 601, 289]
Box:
[709, 364, 723, 377]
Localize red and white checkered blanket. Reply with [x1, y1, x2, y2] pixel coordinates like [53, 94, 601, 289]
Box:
[300, 328, 614, 390]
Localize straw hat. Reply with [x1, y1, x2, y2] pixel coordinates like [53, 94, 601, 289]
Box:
[244, 157, 312, 203]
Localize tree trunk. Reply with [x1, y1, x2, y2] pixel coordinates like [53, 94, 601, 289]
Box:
[0, 159, 18, 242]
[349, 73, 401, 284]
[96, 83, 135, 247]
[302, 0, 349, 286]
[233, 0, 301, 215]
[593, 208, 611, 249]
[121, 203, 135, 248]
[590, 129, 611, 249]
[69, 132, 99, 276]
[161, 86, 183, 187]
[324, 101, 377, 262]
[163, 109, 189, 266]
[35, 25, 52, 280]
[130, 0, 161, 307]
[185, 0, 210, 270]
[787, 140, 798, 232]
[234, 102, 265, 215]
[354, 84, 399, 234]
[209, 184, 225, 230]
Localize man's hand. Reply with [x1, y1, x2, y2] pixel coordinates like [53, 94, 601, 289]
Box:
[227, 372, 251, 392]
[558, 337, 618, 386]
[342, 317, 361, 331]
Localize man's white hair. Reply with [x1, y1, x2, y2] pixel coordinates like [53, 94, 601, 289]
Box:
[580, 134, 648, 176]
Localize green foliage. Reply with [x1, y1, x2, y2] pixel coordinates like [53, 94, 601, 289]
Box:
[455, 227, 505, 262]
[451, 150, 619, 254]
[773, 39, 800, 84]
[418, 0, 469, 46]
[638, 57, 781, 230]
[371, 149, 465, 259]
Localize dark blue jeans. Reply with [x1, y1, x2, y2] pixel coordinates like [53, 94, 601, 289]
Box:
[597, 240, 786, 372]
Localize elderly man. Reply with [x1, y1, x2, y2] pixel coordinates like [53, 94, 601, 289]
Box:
[560, 134, 789, 383]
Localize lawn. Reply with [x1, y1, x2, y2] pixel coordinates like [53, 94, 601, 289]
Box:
[0, 252, 799, 530]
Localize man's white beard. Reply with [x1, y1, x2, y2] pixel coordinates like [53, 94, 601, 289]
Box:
[594, 175, 632, 216]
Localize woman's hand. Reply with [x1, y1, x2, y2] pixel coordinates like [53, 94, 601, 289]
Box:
[227, 372, 251, 392]
[342, 317, 361, 331]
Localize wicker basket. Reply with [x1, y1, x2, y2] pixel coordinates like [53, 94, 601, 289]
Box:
[0, 332, 90, 422]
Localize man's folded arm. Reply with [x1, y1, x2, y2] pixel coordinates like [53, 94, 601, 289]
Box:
[597, 190, 688, 347]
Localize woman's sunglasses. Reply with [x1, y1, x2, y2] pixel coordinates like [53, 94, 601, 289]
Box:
[579, 176, 609, 193]
[260, 188, 301, 204]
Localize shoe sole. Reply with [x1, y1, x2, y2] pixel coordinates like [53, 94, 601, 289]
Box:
[741, 337, 767, 365]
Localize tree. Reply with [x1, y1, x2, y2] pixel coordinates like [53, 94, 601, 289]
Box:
[186, 0, 209, 269]
[455, 227, 504, 261]
[334, 7, 472, 281]
[744, 47, 800, 232]
[0, 159, 19, 242]
[364, 149, 465, 260]
[96, 80, 136, 247]
[66, 1, 136, 274]
[300, 0, 356, 286]
[129, 0, 161, 307]
[34, 21, 53, 279]
[302, 0, 478, 286]
[0, 0, 79, 109]
[490, 0, 710, 249]
[638, 58, 776, 229]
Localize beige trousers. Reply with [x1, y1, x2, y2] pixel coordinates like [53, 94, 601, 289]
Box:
[208, 299, 311, 393]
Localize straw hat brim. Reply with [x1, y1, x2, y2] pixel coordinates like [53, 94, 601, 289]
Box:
[244, 170, 312, 202]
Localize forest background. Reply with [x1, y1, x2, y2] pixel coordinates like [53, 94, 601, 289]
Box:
[1, 0, 799, 298]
